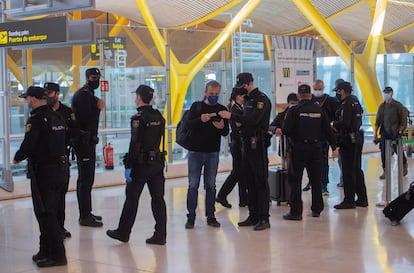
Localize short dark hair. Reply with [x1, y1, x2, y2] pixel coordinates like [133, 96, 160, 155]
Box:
[287, 93, 298, 103]
[205, 80, 221, 91]
[135, 84, 154, 103]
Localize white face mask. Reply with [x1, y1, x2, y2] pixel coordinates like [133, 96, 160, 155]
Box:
[383, 93, 391, 100]
[313, 90, 323, 97]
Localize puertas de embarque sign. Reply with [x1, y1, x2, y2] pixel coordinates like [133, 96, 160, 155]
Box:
[0, 16, 67, 48]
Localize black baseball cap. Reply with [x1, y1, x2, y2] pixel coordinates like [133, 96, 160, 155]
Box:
[298, 84, 311, 94]
[287, 93, 298, 102]
[231, 87, 248, 97]
[332, 78, 345, 91]
[19, 86, 48, 99]
[85, 68, 101, 77]
[235, 72, 254, 87]
[336, 81, 353, 93]
[383, 86, 393, 93]
[43, 82, 60, 92]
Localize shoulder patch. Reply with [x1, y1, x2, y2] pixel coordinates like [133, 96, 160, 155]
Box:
[132, 120, 140, 128]
[70, 113, 76, 121]
[257, 102, 264, 109]
[25, 123, 32, 133]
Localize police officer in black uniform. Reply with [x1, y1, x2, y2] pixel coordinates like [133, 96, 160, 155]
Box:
[44, 82, 77, 239]
[107, 85, 167, 245]
[71, 68, 105, 227]
[282, 84, 336, 220]
[216, 87, 248, 208]
[219, 72, 272, 230]
[332, 81, 368, 209]
[14, 86, 68, 267]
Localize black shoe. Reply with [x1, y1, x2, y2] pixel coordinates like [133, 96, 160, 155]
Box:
[238, 216, 258, 227]
[207, 217, 221, 227]
[334, 201, 356, 209]
[337, 181, 344, 187]
[356, 200, 369, 207]
[185, 218, 195, 229]
[79, 214, 103, 227]
[215, 197, 232, 208]
[302, 183, 311, 191]
[106, 229, 129, 242]
[283, 213, 302, 221]
[62, 229, 71, 239]
[311, 211, 320, 217]
[32, 252, 47, 263]
[91, 213, 103, 221]
[146, 234, 166, 245]
[239, 201, 248, 207]
[36, 257, 67, 267]
[254, 220, 270, 231]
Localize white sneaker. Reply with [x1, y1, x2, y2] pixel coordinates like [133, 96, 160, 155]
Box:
[376, 201, 387, 207]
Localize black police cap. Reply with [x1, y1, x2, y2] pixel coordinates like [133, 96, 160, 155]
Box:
[85, 68, 101, 77]
[235, 72, 254, 87]
[19, 86, 48, 99]
[383, 86, 393, 93]
[332, 78, 345, 91]
[44, 82, 60, 92]
[336, 81, 352, 93]
[298, 84, 311, 94]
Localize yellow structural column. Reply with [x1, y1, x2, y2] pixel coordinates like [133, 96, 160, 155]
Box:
[71, 11, 82, 94]
[135, 0, 261, 126]
[293, 0, 384, 122]
[26, 49, 33, 86]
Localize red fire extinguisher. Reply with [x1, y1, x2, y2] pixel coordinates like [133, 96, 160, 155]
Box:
[104, 143, 114, 170]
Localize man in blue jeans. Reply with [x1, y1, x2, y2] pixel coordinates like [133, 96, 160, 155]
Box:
[184, 80, 229, 229]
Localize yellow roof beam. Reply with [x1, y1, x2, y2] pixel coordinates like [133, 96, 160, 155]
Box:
[288, 1, 365, 36]
[135, 0, 261, 153]
[175, 0, 243, 29]
[7, 56, 23, 85]
[123, 25, 162, 66]
[292, 0, 384, 124]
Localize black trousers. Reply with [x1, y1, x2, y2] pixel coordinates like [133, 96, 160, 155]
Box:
[57, 162, 70, 231]
[289, 143, 323, 216]
[74, 143, 97, 219]
[32, 172, 66, 260]
[117, 161, 166, 239]
[242, 140, 269, 221]
[355, 131, 368, 203]
[340, 142, 358, 204]
[217, 141, 248, 204]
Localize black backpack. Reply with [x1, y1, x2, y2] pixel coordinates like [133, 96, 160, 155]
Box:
[176, 102, 201, 150]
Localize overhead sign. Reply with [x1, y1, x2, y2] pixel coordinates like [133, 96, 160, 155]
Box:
[5, 0, 95, 18]
[91, 37, 126, 60]
[0, 16, 67, 48]
[234, 32, 264, 61]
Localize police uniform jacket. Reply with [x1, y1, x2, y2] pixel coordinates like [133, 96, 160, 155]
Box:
[125, 105, 165, 175]
[282, 99, 335, 147]
[312, 94, 340, 122]
[333, 95, 363, 134]
[55, 101, 77, 151]
[14, 105, 66, 174]
[229, 102, 243, 143]
[231, 88, 271, 139]
[71, 85, 100, 136]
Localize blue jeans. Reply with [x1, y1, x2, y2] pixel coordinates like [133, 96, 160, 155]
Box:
[186, 151, 219, 219]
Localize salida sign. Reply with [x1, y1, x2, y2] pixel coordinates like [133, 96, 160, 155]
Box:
[0, 17, 67, 48]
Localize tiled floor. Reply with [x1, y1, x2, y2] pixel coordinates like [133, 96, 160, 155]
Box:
[1, 153, 414, 273]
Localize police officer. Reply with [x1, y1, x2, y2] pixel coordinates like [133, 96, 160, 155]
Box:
[13, 86, 68, 267]
[71, 68, 105, 227]
[44, 82, 76, 239]
[219, 72, 272, 230]
[333, 81, 368, 209]
[107, 85, 167, 245]
[282, 84, 336, 220]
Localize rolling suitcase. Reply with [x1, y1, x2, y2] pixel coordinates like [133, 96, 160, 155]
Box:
[268, 166, 289, 205]
[383, 182, 414, 225]
[268, 135, 290, 205]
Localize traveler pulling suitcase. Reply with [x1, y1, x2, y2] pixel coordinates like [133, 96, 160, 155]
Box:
[268, 135, 290, 205]
[383, 182, 414, 225]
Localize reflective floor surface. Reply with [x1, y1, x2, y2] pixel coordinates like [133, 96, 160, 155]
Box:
[1, 153, 414, 273]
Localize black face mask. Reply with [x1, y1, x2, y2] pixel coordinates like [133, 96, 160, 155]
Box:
[88, 80, 100, 90]
[46, 97, 57, 106]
